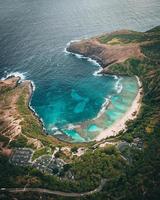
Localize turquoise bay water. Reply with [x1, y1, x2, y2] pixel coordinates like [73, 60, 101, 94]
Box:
[65, 76, 139, 142]
[0, 0, 159, 142]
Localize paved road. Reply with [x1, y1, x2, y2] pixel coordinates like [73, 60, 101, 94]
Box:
[1, 179, 106, 197]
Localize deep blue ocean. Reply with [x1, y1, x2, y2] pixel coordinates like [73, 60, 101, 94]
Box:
[0, 0, 160, 141]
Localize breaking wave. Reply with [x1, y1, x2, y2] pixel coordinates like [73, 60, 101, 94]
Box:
[94, 97, 111, 120]
[64, 40, 102, 77]
[1, 71, 27, 81]
[115, 77, 123, 94]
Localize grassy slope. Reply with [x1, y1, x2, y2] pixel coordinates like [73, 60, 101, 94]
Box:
[1, 26, 160, 200]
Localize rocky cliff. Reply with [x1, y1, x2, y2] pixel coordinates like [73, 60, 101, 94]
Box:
[67, 30, 144, 70]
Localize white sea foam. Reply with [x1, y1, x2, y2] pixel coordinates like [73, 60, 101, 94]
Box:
[67, 123, 81, 130]
[1, 71, 37, 93]
[1, 71, 27, 81]
[63, 39, 81, 54]
[64, 40, 100, 67]
[87, 57, 100, 67]
[94, 97, 111, 120]
[30, 80, 36, 92]
[65, 49, 102, 78]
[28, 102, 36, 116]
[67, 39, 81, 47]
[51, 126, 58, 132]
[74, 53, 100, 67]
[93, 67, 103, 76]
[117, 84, 123, 94]
[65, 49, 100, 67]
[115, 77, 123, 94]
[67, 123, 75, 130]
[64, 39, 102, 80]
[75, 53, 83, 59]
[28, 102, 46, 131]
[28, 84, 46, 131]
[113, 75, 119, 80]
[54, 131, 63, 135]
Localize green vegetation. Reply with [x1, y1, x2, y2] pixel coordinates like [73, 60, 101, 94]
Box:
[99, 32, 143, 44]
[0, 135, 9, 146]
[71, 146, 78, 153]
[17, 93, 44, 139]
[70, 146, 125, 191]
[9, 135, 33, 148]
[98, 26, 160, 45]
[32, 147, 52, 161]
[0, 155, 74, 191]
[0, 26, 160, 200]
[0, 146, 125, 192]
[141, 41, 160, 60]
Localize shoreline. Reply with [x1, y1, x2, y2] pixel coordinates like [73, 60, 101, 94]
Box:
[0, 75, 74, 147]
[65, 38, 143, 142]
[95, 76, 143, 141]
[1, 64, 141, 144]
[1, 73, 48, 135]
[1, 66, 143, 143]
[66, 33, 145, 142]
[27, 80, 46, 133]
[1, 30, 144, 143]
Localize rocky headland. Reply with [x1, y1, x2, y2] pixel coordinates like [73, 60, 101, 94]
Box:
[67, 30, 144, 74]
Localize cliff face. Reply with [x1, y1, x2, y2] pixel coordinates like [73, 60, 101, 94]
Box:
[67, 34, 143, 68]
[0, 76, 20, 92]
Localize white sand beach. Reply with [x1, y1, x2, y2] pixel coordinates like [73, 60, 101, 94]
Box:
[95, 76, 143, 141]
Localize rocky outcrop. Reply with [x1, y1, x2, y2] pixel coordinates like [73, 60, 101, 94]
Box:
[0, 76, 20, 93]
[67, 34, 143, 69]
